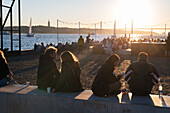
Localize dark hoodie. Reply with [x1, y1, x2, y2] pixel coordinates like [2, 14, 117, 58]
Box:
[37, 55, 60, 90]
[92, 63, 120, 97]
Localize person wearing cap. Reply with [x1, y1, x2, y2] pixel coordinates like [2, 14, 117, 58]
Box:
[125, 52, 160, 95]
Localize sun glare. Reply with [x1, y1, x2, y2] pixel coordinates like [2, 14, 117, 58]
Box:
[114, 0, 152, 28]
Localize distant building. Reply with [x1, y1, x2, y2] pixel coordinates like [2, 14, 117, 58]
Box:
[48, 20, 50, 27]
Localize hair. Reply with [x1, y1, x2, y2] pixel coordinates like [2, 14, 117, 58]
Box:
[44, 46, 57, 56]
[105, 53, 120, 65]
[60, 51, 79, 63]
[0, 50, 7, 63]
[138, 52, 148, 61]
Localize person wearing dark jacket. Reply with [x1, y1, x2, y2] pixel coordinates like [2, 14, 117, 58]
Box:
[37, 46, 60, 90]
[0, 50, 14, 87]
[125, 52, 160, 96]
[55, 51, 83, 92]
[78, 35, 84, 54]
[92, 54, 122, 97]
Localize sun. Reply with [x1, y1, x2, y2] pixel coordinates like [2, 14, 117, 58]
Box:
[114, 0, 152, 28]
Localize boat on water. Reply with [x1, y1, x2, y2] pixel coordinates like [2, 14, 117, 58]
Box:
[0, 31, 10, 35]
[26, 18, 35, 37]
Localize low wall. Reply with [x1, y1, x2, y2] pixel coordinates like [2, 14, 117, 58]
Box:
[0, 84, 170, 113]
[131, 42, 166, 56]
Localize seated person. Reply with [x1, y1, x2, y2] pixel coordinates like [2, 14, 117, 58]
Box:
[125, 52, 160, 96]
[37, 46, 60, 90]
[55, 51, 83, 92]
[0, 50, 14, 87]
[92, 54, 122, 97]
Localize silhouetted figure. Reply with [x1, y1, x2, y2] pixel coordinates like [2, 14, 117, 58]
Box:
[125, 52, 160, 96]
[64, 42, 70, 51]
[92, 54, 122, 97]
[166, 32, 170, 55]
[37, 46, 60, 90]
[41, 42, 46, 54]
[0, 50, 14, 87]
[34, 43, 38, 50]
[55, 51, 83, 92]
[78, 35, 84, 54]
[86, 34, 90, 49]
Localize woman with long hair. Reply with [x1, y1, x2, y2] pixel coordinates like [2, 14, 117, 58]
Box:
[92, 54, 122, 97]
[55, 51, 83, 92]
[0, 50, 14, 87]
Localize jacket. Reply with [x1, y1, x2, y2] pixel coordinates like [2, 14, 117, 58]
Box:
[37, 55, 60, 90]
[92, 63, 120, 97]
[125, 60, 159, 95]
[78, 37, 84, 46]
[55, 61, 83, 92]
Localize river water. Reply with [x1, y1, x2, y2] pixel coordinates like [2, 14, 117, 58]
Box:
[0, 33, 168, 51]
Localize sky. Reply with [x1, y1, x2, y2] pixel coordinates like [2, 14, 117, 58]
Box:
[2, 0, 170, 28]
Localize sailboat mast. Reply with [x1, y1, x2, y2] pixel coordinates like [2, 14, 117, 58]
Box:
[29, 18, 32, 34]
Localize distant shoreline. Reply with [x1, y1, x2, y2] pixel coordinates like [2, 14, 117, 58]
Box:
[3, 26, 164, 35]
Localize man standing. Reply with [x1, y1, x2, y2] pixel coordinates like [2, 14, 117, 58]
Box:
[125, 52, 160, 95]
[78, 35, 84, 54]
[166, 32, 170, 56]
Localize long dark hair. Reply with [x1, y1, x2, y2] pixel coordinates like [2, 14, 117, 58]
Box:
[105, 54, 120, 65]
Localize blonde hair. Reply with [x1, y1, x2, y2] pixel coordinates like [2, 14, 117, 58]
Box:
[0, 50, 7, 63]
[60, 51, 78, 63]
[44, 46, 57, 56]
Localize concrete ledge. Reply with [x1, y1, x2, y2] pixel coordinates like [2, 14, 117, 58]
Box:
[0, 84, 170, 113]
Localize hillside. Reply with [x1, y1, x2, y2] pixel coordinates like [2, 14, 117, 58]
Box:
[4, 26, 158, 35]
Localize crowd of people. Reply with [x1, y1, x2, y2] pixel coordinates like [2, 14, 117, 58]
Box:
[0, 47, 160, 97]
[34, 34, 93, 55]
[1, 32, 170, 97]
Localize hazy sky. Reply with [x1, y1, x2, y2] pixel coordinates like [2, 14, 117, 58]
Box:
[2, 0, 170, 28]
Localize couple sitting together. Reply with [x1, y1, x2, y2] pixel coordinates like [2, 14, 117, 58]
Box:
[92, 52, 159, 97]
[37, 46, 83, 92]
[37, 46, 160, 97]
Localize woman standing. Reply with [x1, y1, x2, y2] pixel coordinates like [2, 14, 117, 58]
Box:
[0, 50, 14, 87]
[92, 54, 122, 97]
[55, 51, 83, 92]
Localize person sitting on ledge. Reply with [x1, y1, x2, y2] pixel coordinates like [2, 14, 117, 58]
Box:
[37, 46, 60, 90]
[92, 54, 122, 97]
[55, 51, 83, 92]
[0, 50, 14, 87]
[125, 52, 160, 96]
